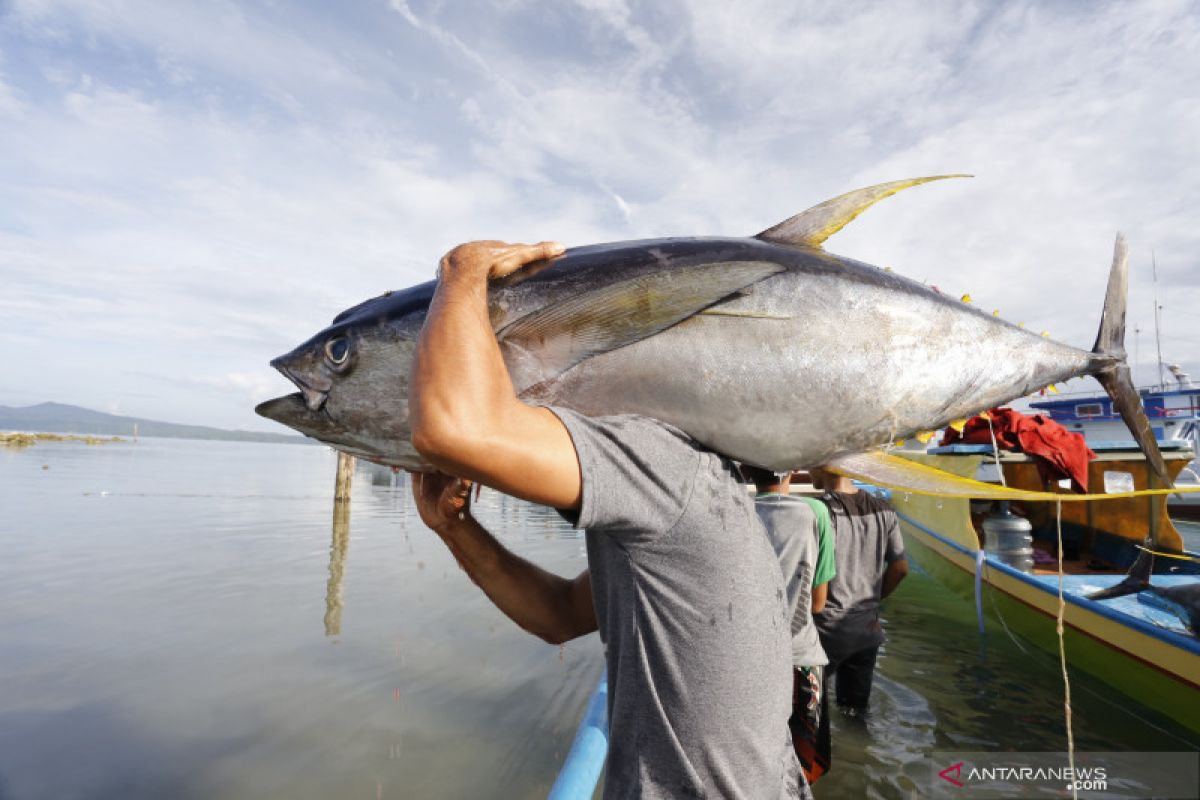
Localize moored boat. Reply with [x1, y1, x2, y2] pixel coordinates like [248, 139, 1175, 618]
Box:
[884, 443, 1200, 732]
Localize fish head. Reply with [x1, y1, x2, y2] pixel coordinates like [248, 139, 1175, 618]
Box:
[256, 287, 434, 469]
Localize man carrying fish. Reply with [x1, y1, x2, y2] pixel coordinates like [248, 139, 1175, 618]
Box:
[406, 240, 808, 799]
[257, 176, 1177, 795]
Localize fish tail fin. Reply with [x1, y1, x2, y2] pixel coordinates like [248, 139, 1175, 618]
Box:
[1086, 547, 1153, 601]
[1089, 233, 1174, 490]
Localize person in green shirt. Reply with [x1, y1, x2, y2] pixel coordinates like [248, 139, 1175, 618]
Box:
[742, 465, 837, 783]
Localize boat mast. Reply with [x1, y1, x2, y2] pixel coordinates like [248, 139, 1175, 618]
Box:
[1133, 323, 1140, 388]
[1152, 250, 1165, 392]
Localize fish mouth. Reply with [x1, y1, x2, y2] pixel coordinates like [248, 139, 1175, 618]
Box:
[256, 393, 317, 427]
[255, 392, 426, 470]
[271, 362, 329, 412]
[255, 391, 340, 440]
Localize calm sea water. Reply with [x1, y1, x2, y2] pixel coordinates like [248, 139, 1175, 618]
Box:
[0, 438, 1196, 799]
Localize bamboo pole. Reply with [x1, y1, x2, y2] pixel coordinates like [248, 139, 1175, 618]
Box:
[324, 501, 351, 636]
[335, 451, 355, 503]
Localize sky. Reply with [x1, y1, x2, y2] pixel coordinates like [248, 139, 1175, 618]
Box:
[1, 0, 1198, 432]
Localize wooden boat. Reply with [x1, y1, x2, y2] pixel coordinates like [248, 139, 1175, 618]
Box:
[887, 443, 1200, 732]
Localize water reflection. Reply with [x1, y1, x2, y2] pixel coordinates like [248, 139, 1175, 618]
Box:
[324, 502, 351, 637]
[0, 439, 1194, 800]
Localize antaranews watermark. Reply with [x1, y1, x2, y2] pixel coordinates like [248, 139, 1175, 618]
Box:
[928, 751, 1198, 798]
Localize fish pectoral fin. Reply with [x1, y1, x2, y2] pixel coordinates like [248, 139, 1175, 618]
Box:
[755, 174, 972, 249]
[497, 260, 783, 384]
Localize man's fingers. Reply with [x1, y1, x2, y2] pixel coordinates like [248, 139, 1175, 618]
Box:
[439, 240, 562, 281]
[489, 241, 565, 279]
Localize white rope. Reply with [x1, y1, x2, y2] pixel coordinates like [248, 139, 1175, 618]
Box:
[1055, 498, 1078, 800]
[985, 414, 1006, 487]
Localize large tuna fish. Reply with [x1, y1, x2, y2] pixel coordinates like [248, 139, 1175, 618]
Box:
[256, 176, 1171, 487]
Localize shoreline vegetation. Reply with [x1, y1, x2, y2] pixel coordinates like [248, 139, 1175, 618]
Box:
[2, 431, 126, 448]
[0, 402, 311, 446]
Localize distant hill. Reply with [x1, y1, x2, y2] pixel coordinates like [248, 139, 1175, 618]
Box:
[0, 402, 313, 446]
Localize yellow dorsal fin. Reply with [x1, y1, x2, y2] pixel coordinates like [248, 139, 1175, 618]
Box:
[914, 430, 936, 443]
[948, 418, 968, 433]
[754, 175, 972, 248]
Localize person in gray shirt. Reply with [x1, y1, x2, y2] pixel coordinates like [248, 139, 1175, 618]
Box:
[809, 467, 909, 710]
[407, 240, 806, 799]
[742, 465, 836, 785]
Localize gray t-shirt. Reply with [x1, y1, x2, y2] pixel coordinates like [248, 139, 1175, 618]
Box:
[550, 408, 805, 800]
[814, 490, 906, 664]
[754, 494, 829, 668]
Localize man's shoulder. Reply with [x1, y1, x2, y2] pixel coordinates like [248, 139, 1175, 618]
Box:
[861, 491, 897, 516]
[826, 489, 894, 516]
[754, 494, 818, 513]
[548, 407, 697, 446]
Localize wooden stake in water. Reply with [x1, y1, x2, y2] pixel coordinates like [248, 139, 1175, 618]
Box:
[324, 501, 351, 636]
[335, 451, 355, 503]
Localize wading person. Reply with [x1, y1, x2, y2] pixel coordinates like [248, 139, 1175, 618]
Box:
[408, 240, 806, 799]
[742, 465, 836, 784]
[809, 466, 908, 713]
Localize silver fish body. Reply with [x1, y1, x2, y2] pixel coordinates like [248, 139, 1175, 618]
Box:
[258, 234, 1101, 472]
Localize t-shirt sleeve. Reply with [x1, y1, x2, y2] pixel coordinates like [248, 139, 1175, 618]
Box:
[546, 407, 701, 536]
[882, 506, 906, 563]
[804, 498, 837, 586]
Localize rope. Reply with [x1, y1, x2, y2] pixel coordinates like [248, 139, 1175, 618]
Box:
[980, 558, 1196, 745]
[1134, 544, 1200, 564]
[985, 414, 1007, 487]
[1055, 498, 1078, 800]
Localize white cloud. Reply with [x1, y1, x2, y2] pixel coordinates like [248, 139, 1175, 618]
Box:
[1, 0, 1198, 430]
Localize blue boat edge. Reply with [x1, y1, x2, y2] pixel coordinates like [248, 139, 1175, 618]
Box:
[548, 671, 609, 799]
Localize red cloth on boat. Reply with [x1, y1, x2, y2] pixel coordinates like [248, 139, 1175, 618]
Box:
[941, 407, 1096, 492]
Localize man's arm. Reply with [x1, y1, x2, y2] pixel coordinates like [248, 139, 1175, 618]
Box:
[409, 240, 583, 509]
[811, 581, 828, 614]
[881, 558, 908, 598]
[880, 505, 907, 599]
[413, 472, 597, 644]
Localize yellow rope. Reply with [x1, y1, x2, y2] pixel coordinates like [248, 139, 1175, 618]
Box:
[1055, 498, 1078, 800]
[1134, 544, 1200, 564]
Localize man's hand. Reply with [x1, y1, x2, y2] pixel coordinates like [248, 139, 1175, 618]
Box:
[411, 471, 474, 533]
[439, 240, 565, 282]
[407, 473, 598, 646]
[409, 237, 583, 510]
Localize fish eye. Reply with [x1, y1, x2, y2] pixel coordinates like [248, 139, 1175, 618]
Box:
[325, 336, 350, 365]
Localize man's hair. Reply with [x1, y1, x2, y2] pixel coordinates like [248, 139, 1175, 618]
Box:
[739, 463, 784, 491]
